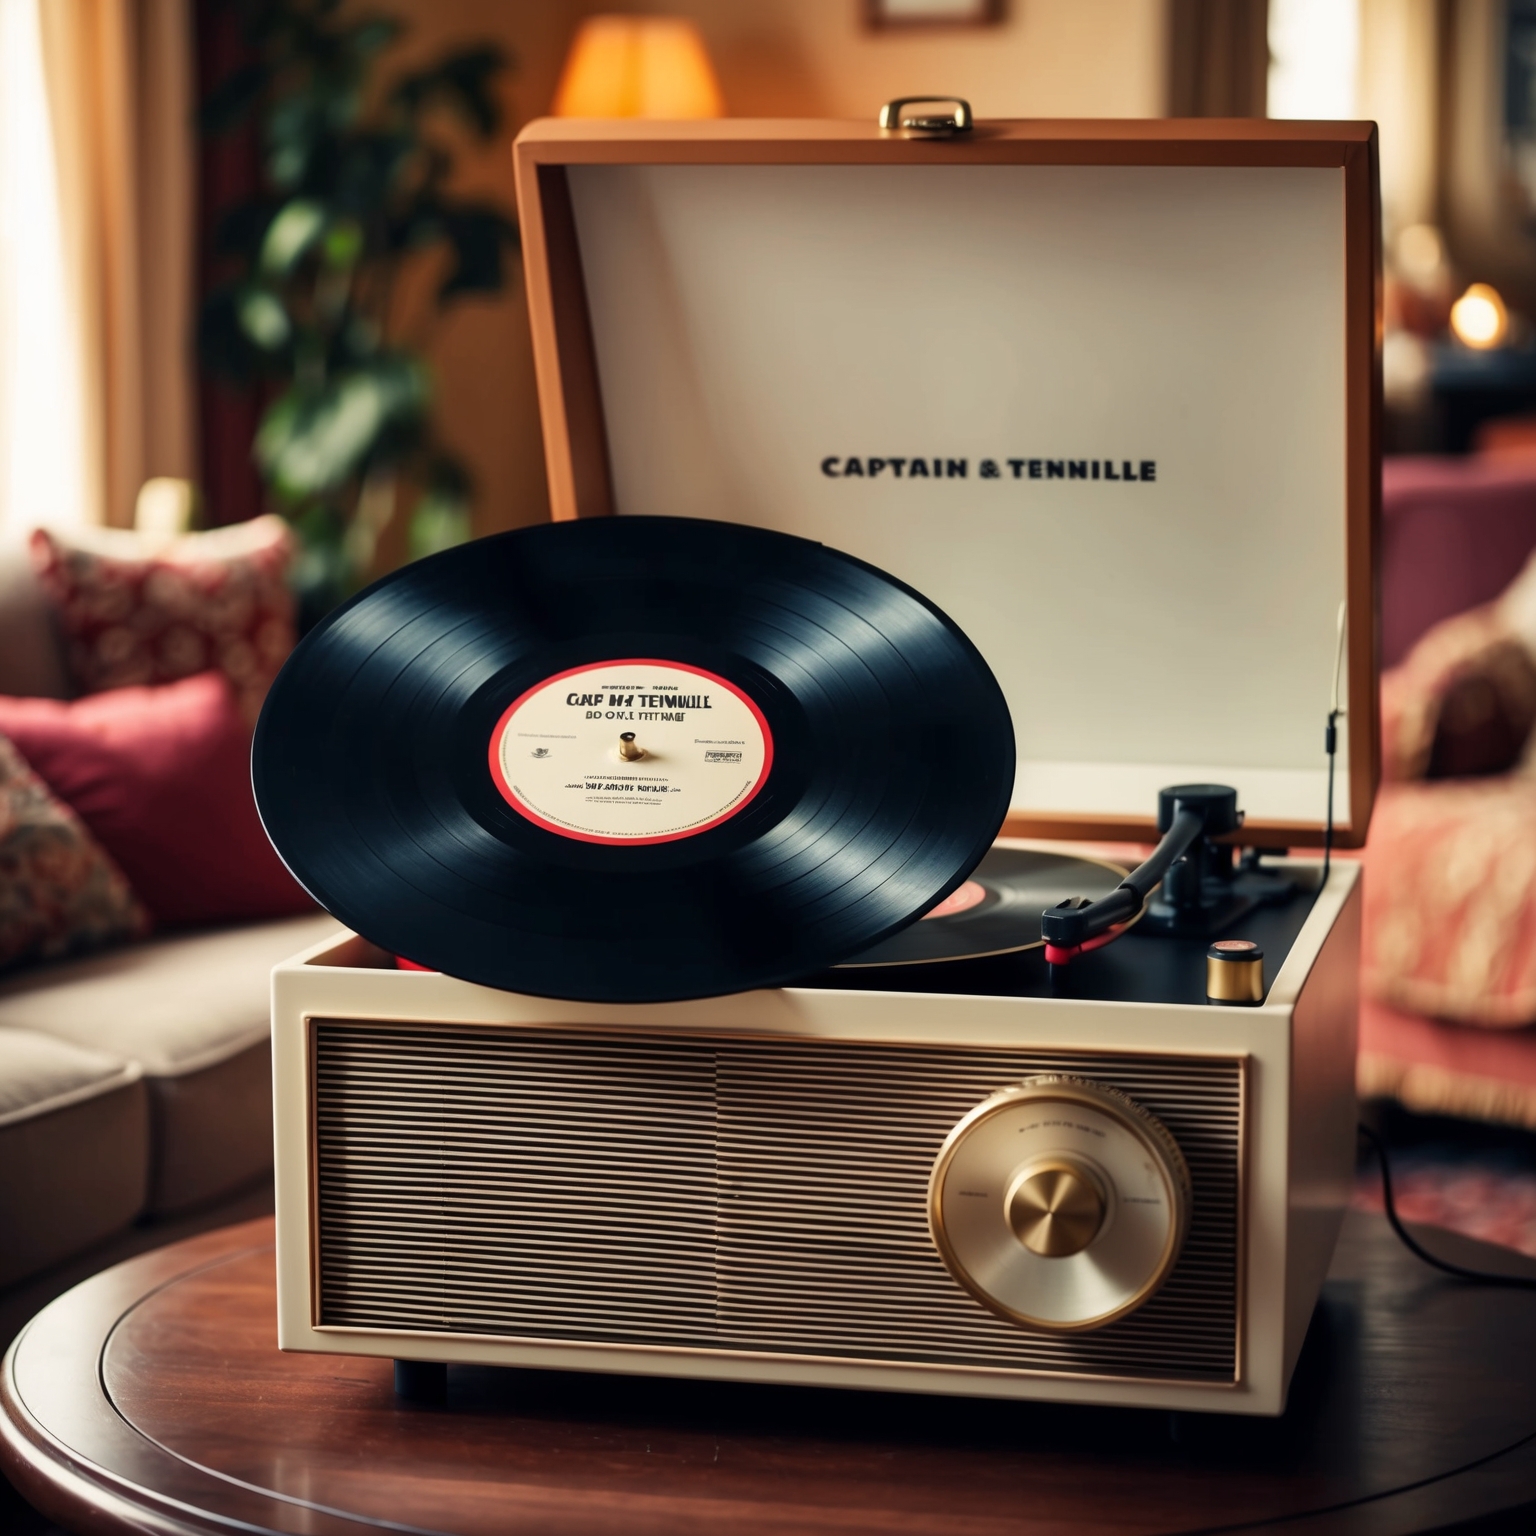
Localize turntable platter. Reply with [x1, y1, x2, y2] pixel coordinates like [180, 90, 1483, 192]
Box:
[836, 847, 1129, 968]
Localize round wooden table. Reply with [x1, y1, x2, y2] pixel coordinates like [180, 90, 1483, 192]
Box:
[4, 1213, 1536, 1535]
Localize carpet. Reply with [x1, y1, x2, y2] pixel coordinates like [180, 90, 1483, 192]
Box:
[1354, 1108, 1536, 1258]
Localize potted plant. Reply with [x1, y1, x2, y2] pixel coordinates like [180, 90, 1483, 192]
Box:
[200, 0, 519, 625]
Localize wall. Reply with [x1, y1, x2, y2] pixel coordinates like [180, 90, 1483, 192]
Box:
[383, 0, 1169, 547]
[619, 0, 1168, 120]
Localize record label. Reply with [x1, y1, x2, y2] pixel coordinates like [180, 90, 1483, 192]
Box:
[487, 658, 772, 844]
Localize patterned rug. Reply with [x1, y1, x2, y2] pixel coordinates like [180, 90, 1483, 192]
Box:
[1353, 1112, 1536, 1258]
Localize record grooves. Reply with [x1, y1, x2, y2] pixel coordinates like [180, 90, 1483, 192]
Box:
[252, 516, 1016, 1003]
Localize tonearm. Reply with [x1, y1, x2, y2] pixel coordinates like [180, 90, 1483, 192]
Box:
[1040, 784, 1296, 964]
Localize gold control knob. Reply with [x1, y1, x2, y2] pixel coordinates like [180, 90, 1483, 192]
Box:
[929, 1075, 1191, 1333]
[617, 731, 644, 762]
[1207, 939, 1264, 1004]
[1006, 1160, 1106, 1257]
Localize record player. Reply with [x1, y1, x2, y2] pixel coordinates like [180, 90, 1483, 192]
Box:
[263, 112, 1380, 1416]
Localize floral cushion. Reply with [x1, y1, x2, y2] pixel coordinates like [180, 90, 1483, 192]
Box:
[29, 516, 296, 719]
[1364, 778, 1536, 1028]
[1367, 578, 1536, 1032]
[0, 733, 148, 972]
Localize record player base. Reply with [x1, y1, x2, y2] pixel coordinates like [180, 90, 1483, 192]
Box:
[268, 858, 1361, 1417]
[4, 1214, 1536, 1536]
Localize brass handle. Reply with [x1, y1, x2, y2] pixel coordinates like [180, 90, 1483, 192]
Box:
[878, 97, 974, 137]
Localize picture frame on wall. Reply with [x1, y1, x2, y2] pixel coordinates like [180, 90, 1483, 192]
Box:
[865, 0, 1003, 27]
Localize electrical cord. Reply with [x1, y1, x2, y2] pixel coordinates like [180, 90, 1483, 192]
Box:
[1323, 600, 1346, 887]
[1322, 708, 1339, 885]
[1358, 1123, 1536, 1290]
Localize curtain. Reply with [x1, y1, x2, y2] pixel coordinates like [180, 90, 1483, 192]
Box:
[0, 0, 195, 537]
[1166, 0, 1271, 117]
[0, 0, 95, 535]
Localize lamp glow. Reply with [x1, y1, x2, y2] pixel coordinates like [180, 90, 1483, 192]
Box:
[552, 16, 724, 119]
[1450, 283, 1509, 350]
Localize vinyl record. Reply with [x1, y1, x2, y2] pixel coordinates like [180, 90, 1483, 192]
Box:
[834, 846, 1130, 968]
[252, 516, 1016, 1003]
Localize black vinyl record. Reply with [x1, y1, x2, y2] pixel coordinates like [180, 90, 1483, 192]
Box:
[252, 516, 1015, 1003]
[835, 846, 1129, 968]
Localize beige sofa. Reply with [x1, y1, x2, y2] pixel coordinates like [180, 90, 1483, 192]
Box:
[0, 549, 336, 1339]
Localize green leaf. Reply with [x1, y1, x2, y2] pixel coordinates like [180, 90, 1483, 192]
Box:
[260, 199, 328, 278]
[322, 217, 364, 269]
[256, 359, 431, 500]
[196, 0, 521, 573]
[266, 95, 323, 190]
[408, 492, 472, 562]
[236, 288, 292, 351]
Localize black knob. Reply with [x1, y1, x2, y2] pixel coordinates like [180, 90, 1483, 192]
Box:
[1156, 784, 1242, 837]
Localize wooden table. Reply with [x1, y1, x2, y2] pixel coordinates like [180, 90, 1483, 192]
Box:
[3, 1213, 1535, 1535]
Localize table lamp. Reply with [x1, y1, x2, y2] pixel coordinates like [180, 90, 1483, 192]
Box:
[551, 15, 724, 118]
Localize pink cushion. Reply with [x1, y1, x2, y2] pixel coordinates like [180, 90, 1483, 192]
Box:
[0, 673, 315, 929]
[1362, 778, 1536, 1028]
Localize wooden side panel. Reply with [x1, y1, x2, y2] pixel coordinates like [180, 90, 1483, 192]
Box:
[1344, 132, 1384, 848]
[513, 161, 613, 521]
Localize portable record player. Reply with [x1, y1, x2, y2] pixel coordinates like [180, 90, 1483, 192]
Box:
[264, 113, 1380, 1416]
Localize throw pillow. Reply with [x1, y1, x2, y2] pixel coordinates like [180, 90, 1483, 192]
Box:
[0, 672, 316, 929]
[1364, 778, 1536, 1028]
[29, 516, 296, 719]
[1380, 605, 1536, 781]
[0, 733, 148, 971]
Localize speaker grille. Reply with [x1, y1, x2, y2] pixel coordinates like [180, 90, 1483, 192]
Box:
[314, 1022, 1243, 1383]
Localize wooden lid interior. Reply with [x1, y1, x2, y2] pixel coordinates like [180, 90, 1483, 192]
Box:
[516, 123, 1379, 846]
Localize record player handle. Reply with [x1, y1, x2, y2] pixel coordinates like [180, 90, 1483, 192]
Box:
[878, 97, 974, 136]
[1040, 804, 1208, 954]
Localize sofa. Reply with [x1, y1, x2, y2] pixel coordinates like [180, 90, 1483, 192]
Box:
[0, 542, 338, 1346]
[1360, 455, 1536, 1129]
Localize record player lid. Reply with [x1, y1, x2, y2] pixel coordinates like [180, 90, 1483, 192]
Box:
[513, 118, 1380, 848]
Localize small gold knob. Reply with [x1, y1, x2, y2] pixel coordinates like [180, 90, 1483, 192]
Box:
[1006, 1160, 1105, 1258]
[618, 732, 644, 762]
[1207, 939, 1264, 1004]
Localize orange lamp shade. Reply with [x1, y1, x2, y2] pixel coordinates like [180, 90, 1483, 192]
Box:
[552, 16, 724, 118]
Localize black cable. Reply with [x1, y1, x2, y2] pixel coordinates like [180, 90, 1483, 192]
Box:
[1358, 1123, 1536, 1290]
[1322, 709, 1339, 885]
